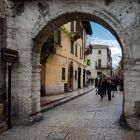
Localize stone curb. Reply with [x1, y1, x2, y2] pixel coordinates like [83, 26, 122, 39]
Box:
[41, 87, 95, 113]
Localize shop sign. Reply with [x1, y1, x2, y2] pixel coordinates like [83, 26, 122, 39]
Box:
[1, 48, 18, 63]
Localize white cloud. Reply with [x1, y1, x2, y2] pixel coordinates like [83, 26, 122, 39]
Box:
[88, 37, 122, 68]
[90, 37, 120, 47]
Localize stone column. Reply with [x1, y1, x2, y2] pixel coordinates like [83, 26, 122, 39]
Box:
[123, 58, 140, 130]
[5, 13, 43, 124]
[30, 48, 43, 123]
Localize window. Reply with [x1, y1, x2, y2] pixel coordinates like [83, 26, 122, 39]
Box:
[84, 51, 86, 62]
[76, 20, 83, 37]
[71, 21, 74, 32]
[62, 68, 66, 80]
[97, 72, 102, 76]
[75, 44, 78, 56]
[98, 50, 101, 54]
[80, 47, 83, 59]
[98, 59, 101, 68]
[71, 40, 74, 54]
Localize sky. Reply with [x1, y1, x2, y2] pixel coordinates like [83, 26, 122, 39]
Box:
[87, 22, 122, 69]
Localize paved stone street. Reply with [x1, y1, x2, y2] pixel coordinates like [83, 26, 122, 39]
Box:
[0, 89, 139, 140]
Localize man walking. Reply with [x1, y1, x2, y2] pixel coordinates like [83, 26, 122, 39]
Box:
[107, 79, 112, 101]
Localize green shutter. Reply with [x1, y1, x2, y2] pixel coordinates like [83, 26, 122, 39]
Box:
[87, 59, 91, 65]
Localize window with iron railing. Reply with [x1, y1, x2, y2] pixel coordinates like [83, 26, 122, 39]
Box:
[76, 20, 83, 37]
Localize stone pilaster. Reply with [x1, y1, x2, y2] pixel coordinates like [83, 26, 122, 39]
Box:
[123, 58, 140, 130]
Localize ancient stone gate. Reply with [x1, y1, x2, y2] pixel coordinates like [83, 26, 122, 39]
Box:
[0, 0, 140, 130]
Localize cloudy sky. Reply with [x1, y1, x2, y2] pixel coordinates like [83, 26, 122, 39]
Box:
[87, 22, 122, 68]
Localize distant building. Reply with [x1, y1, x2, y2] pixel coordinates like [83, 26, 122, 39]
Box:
[86, 44, 112, 79]
[40, 20, 92, 95]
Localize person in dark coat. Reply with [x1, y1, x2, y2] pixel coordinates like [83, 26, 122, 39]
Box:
[101, 79, 107, 95]
[107, 79, 112, 101]
[98, 79, 103, 100]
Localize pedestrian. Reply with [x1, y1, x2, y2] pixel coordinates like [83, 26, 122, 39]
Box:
[114, 75, 119, 91]
[111, 80, 115, 97]
[95, 77, 98, 94]
[101, 79, 107, 95]
[107, 79, 112, 101]
[98, 79, 103, 100]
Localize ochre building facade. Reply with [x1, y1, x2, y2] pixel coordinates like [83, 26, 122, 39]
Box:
[41, 21, 92, 95]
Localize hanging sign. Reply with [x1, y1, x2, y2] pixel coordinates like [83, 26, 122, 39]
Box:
[1, 48, 18, 63]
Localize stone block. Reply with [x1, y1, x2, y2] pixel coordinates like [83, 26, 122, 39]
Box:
[45, 83, 64, 95]
[134, 101, 140, 117]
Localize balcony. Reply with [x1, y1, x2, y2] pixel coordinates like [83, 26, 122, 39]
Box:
[84, 44, 92, 55]
[95, 65, 112, 70]
[71, 31, 82, 41]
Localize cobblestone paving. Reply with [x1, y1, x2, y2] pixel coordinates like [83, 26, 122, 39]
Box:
[0, 89, 139, 140]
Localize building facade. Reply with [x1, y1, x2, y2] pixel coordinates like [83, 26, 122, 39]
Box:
[41, 21, 92, 95]
[87, 45, 112, 80]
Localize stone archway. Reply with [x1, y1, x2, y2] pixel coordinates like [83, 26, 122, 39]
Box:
[5, 0, 140, 130]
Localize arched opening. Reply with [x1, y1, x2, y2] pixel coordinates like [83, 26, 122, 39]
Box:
[34, 12, 124, 52]
[32, 12, 124, 118]
[0, 0, 139, 134]
[0, 0, 140, 132]
[6, 0, 137, 130]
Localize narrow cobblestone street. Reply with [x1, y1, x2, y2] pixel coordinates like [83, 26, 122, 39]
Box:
[0, 89, 139, 140]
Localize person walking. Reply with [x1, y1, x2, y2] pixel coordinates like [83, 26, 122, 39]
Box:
[95, 77, 98, 94]
[107, 79, 112, 101]
[101, 79, 107, 95]
[111, 80, 115, 97]
[98, 79, 103, 100]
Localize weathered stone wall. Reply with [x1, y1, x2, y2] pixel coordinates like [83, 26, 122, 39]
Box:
[0, 17, 7, 123]
[0, 0, 7, 131]
[0, 17, 7, 92]
[0, 0, 140, 129]
[0, 0, 8, 125]
[124, 59, 140, 130]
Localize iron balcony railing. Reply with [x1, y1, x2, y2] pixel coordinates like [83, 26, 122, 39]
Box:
[95, 65, 112, 70]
